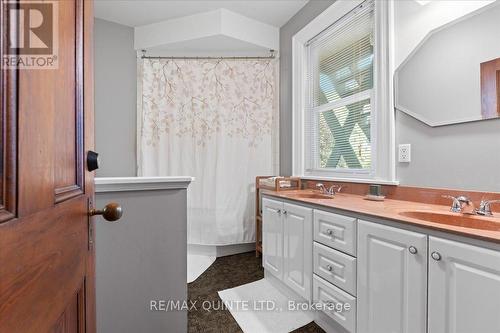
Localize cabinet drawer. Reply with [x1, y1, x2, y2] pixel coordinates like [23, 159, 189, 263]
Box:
[314, 210, 357, 256]
[313, 242, 356, 296]
[313, 275, 356, 333]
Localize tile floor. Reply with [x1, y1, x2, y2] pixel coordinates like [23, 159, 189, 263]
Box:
[188, 252, 325, 333]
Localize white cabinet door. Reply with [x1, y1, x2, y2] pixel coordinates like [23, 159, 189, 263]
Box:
[283, 202, 313, 300]
[357, 220, 427, 333]
[262, 198, 284, 280]
[428, 237, 500, 333]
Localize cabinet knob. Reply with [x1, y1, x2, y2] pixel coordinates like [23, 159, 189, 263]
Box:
[326, 265, 333, 272]
[283, 210, 287, 215]
[431, 251, 442, 261]
[326, 229, 333, 236]
[408, 246, 418, 255]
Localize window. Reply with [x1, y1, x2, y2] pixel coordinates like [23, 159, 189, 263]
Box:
[307, 0, 374, 174]
[293, 0, 395, 183]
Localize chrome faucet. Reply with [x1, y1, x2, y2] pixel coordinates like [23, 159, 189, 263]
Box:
[442, 195, 474, 214]
[475, 199, 500, 216]
[441, 195, 500, 217]
[316, 183, 343, 196]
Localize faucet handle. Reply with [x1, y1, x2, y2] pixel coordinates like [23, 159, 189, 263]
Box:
[456, 195, 471, 204]
[316, 183, 326, 194]
[442, 195, 464, 213]
[329, 184, 343, 194]
[476, 199, 500, 216]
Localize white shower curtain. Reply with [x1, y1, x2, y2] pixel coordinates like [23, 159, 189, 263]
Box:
[138, 58, 278, 245]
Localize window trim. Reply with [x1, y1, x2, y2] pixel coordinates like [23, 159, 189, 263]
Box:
[292, 0, 397, 184]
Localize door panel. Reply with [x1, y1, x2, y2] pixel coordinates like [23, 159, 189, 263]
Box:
[283, 202, 312, 300]
[52, 284, 85, 333]
[54, 0, 84, 203]
[0, 1, 95, 332]
[357, 220, 427, 333]
[262, 198, 283, 279]
[428, 237, 500, 333]
[0, 0, 17, 223]
[0, 198, 89, 332]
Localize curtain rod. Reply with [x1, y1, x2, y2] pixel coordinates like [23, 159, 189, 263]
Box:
[140, 49, 276, 60]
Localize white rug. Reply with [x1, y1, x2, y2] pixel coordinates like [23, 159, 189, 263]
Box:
[187, 254, 215, 283]
[218, 279, 314, 333]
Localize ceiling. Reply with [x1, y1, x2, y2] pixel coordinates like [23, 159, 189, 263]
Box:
[94, 0, 309, 28]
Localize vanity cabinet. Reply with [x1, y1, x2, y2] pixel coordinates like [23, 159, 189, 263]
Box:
[262, 197, 313, 300]
[263, 195, 500, 333]
[357, 220, 428, 333]
[428, 237, 500, 333]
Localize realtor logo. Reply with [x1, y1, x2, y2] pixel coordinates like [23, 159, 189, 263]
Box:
[3, 1, 58, 69]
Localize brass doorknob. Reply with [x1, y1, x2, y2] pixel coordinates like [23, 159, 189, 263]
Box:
[89, 202, 123, 222]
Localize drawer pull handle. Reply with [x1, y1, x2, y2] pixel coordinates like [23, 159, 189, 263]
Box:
[408, 246, 418, 255]
[326, 229, 333, 236]
[431, 251, 442, 261]
[325, 265, 333, 272]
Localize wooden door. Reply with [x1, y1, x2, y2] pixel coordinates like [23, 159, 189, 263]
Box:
[283, 202, 312, 301]
[357, 220, 427, 333]
[262, 197, 283, 280]
[0, 1, 96, 332]
[428, 237, 500, 333]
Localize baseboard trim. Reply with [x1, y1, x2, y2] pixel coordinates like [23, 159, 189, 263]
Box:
[188, 243, 255, 258]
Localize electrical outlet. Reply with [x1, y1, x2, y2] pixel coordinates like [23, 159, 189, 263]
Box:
[398, 144, 411, 163]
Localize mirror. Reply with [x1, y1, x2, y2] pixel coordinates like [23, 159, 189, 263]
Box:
[395, 2, 500, 126]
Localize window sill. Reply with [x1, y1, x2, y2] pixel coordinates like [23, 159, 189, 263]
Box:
[299, 175, 399, 186]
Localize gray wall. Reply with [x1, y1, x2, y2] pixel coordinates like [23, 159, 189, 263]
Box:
[95, 18, 137, 177]
[396, 113, 500, 191]
[96, 189, 188, 333]
[279, 1, 500, 192]
[279, 0, 336, 176]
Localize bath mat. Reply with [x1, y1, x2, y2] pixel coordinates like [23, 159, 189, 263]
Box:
[218, 279, 314, 333]
[187, 254, 215, 283]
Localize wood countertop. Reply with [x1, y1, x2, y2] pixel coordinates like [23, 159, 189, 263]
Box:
[262, 189, 500, 244]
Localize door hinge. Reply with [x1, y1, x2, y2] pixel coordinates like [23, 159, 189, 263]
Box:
[87, 197, 94, 250]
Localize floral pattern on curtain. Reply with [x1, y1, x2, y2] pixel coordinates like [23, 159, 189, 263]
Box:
[139, 58, 277, 245]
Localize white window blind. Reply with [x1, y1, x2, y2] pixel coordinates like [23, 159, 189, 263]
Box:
[305, 0, 375, 174]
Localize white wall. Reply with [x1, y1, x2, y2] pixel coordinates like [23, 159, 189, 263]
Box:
[134, 9, 279, 54]
[394, 0, 494, 67]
